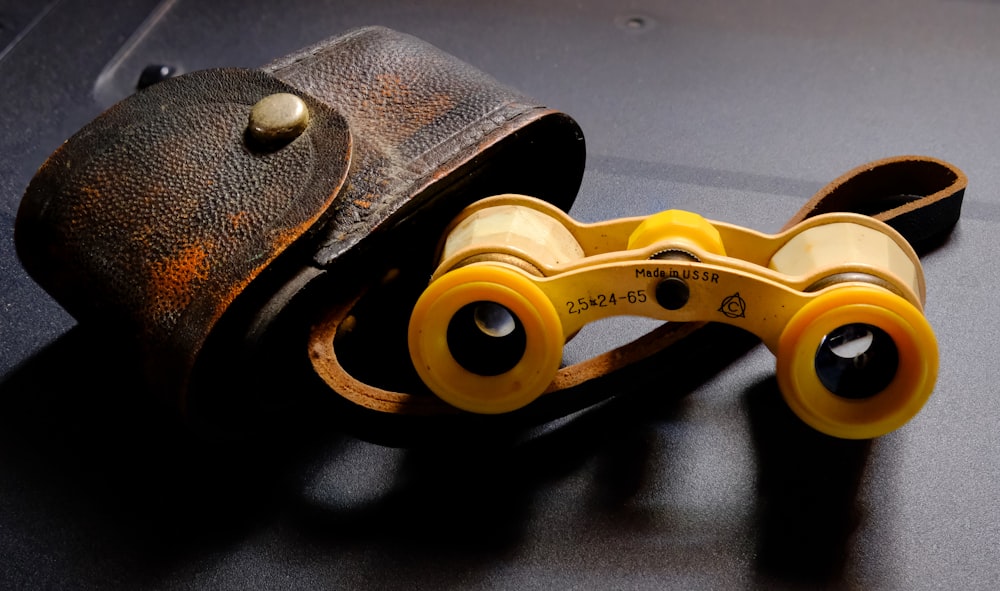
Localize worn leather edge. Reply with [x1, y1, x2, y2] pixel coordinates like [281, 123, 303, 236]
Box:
[308, 155, 967, 419]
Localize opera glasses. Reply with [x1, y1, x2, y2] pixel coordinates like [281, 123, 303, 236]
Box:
[408, 195, 937, 439]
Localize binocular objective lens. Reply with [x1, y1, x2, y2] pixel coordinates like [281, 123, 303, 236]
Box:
[447, 302, 527, 376]
[814, 323, 899, 399]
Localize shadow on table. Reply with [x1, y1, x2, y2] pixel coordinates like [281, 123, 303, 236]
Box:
[0, 325, 314, 577]
[745, 376, 873, 588]
[0, 321, 876, 588]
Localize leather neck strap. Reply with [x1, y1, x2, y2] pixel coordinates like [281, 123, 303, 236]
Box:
[782, 155, 967, 250]
[308, 155, 967, 424]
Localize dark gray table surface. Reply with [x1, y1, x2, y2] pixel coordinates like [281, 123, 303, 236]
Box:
[1, 1, 997, 589]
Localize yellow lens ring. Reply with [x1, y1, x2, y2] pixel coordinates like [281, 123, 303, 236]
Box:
[626, 209, 727, 257]
[408, 264, 564, 414]
[775, 286, 937, 439]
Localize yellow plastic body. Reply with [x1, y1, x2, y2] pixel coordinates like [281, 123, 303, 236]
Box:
[408, 194, 935, 438]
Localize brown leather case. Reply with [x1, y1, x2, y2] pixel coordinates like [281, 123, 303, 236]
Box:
[15, 27, 586, 414]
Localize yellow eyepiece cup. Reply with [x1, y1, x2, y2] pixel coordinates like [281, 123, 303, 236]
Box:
[775, 286, 937, 439]
[408, 264, 564, 414]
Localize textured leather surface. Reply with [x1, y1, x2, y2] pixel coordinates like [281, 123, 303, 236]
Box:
[16, 69, 353, 399]
[265, 27, 576, 265]
[14, 27, 585, 408]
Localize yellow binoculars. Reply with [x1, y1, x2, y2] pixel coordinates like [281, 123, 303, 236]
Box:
[408, 195, 936, 439]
